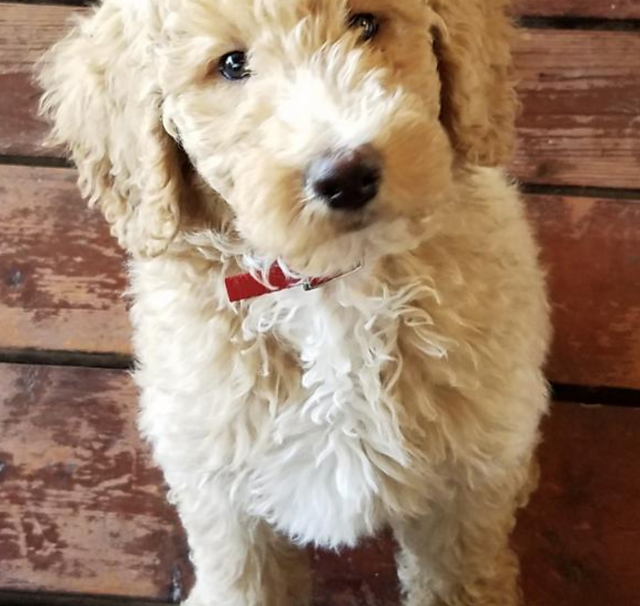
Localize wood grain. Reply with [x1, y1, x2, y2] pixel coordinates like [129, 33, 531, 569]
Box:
[1, 4, 640, 189]
[4, 0, 638, 19]
[514, 0, 640, 18]
[0, 165, 130, 355]
[514, 29, 640, 189]
[0, 364, 189, 601]
[1, 363, 639, 605]
[515, 402, 640, 606]
[2, 166, 639, 389]
[527, 194, 640, 390]
[0, 4, 77, 159]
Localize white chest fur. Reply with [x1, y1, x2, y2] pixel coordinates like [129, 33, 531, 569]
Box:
[238, 277, 434, 547]
[133, 251, 449, 548]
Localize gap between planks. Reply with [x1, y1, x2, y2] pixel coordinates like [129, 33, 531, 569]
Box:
[0, 154, 72, 169]
[2, 152, 639, 201]
[0, 349, 132, 371]
[0, 590, 172, 606]
[519, 16, 640, 31]
[0, 352, 637, 409]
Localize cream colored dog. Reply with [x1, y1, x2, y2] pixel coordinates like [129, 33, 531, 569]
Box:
[40, 0, 551, 604]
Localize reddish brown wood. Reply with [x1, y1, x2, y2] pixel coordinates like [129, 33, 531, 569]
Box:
[0, 364, 189, 601]
[514, 0, 640, 18]
[0, 4, 77, 159]
[0, 165, 130, 355]
[527, 194, 640, 390]
[515, 403, 640, 606]
[5, 0, 636, 18]
[528, 196, 640, 389]
[1, 364, 638, 605]
[514, 29, 640, 189]
[1, 4, 640, 189]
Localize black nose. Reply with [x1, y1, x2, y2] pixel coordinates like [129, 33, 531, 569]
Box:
[306, 145, 382, 211]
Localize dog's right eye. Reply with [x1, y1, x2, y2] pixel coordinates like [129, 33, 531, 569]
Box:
[219, 51, 251, 81]
[349, 13, 380, 42]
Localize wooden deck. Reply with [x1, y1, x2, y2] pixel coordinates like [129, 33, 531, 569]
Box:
[0, 1, 639, 605]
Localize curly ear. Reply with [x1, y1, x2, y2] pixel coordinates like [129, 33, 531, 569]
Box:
[38, 2, 182, 257]
[430, 0, 518, 167]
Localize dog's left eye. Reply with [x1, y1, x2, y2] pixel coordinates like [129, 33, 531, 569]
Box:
[349, 13, 380, 42]
[219, 51, 251, 81]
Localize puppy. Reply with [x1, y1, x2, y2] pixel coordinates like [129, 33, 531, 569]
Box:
[39, 0, 551, 604]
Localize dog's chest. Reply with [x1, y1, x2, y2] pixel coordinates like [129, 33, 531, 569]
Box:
[242, 287, 409, 546]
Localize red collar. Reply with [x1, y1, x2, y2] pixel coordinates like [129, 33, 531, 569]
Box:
[225, 263, 362, 303]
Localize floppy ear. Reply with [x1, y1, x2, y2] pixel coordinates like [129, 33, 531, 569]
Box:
[38, 2, 183, 257]
[430, 0, 518, 167]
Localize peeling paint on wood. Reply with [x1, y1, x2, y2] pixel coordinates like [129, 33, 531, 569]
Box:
[513, 29, 640, 189]
[1, 365, 639, 604]
[0, 364, 190, 601]
[0, 4, 77, 159]
[514, 0, 640, 19]
[0, 165, 131, 355]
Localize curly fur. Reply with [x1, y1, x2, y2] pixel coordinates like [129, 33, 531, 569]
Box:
[39, 0, 551, 604]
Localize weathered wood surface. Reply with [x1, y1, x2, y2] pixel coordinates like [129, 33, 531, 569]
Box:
[528, 194, 640, 390]
[514, 29, 640, 189]
[514, 0, 640, 18]
[515, 402, 640, 606]
[2, 4, 640, 189]
[0, 364, 189, 601]
[0, 166, 131, 355]
[1, 363, 639, 605]
[0, 4, 76, 161]
[2, 165, 639, 389]
[5, 0, 637, 18]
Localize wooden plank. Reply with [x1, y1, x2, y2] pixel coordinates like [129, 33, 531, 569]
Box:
[4, 0, 637, 18]
[528, 194, 640, 390]
[2, 166, 639, 389]
[515, 403, 640, 606]
[0, 165, 130, 355]
[514, 29, 640, 189]
[1, 4, 640, 189]
[1, 364, 639, 604]
[0, 4, 77, 159]
[0, 364, 189, 601]
[514, 0, 640, 18]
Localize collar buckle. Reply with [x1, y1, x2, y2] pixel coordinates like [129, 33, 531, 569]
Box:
[302, 263, 364, 292]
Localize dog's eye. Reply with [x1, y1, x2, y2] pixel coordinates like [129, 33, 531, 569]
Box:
[219, 51, 251, 81]
[349, 13, 380, 42]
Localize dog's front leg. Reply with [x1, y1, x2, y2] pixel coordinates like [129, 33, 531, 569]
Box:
[392, 482, 524, 606]
[175, 484, 311, 606]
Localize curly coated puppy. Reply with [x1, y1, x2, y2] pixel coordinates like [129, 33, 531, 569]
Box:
[40, 0, 551, 604]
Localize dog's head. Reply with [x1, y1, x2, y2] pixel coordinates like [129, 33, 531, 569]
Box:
[40, 0, 516, 274]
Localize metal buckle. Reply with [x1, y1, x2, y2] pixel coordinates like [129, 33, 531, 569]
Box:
[302, 263, 363, 292]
